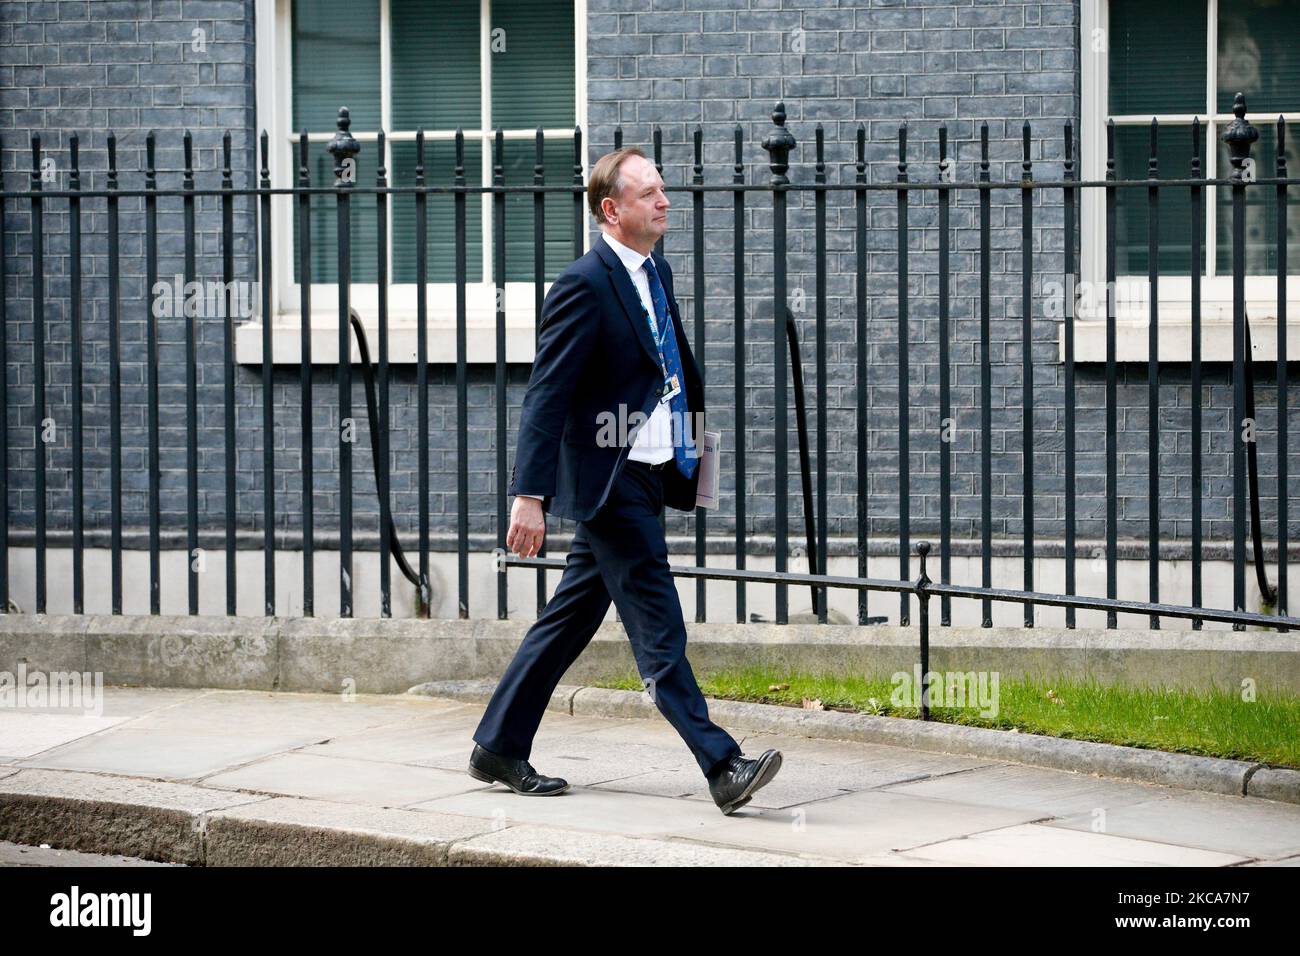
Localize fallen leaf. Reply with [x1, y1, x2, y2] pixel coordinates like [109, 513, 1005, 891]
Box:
[768, 682, 790, 692]
[801, 697, 824, 711]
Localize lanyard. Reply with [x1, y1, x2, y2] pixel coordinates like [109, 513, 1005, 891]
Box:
[639, 290, 671, 380]
[642, 299, 669, 350]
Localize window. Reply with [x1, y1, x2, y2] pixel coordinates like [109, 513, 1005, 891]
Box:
[1076, 0, 1298, 362]
[246, 0, 587, 364]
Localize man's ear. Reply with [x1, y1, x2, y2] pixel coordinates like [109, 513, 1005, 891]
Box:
[600, 196, 618, 225]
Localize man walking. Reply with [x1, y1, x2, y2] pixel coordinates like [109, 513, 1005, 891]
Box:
[468, 147, 783, 815]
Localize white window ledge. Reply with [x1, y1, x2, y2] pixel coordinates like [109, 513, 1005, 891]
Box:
[235, 309, 538, 365]
[1060, 286, 1300, 364]
[1062, 304, 1300, 363]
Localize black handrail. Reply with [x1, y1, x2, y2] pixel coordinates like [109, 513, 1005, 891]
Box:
[786, 308, 822, 617]
[349, 308, 421, 591]
[1242, 313, 1280, 606]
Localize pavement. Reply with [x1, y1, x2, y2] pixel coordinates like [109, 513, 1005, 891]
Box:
[2, 686, 1300, 866]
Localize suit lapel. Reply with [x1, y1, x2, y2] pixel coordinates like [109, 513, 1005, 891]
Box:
[595, 237, 663, 373]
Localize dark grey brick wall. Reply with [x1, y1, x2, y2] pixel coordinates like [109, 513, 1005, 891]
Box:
[3, 0, 272, 535]
[3, 0, 1297, 567]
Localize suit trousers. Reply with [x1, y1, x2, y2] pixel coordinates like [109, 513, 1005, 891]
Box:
[473, 458, 741, 777]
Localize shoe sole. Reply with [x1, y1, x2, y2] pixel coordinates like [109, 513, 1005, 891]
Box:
[467, 763, 570, 796]
[719, 750, 783, 816]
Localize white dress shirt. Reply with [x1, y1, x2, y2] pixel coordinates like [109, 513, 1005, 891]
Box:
[517, 231, 675, 502]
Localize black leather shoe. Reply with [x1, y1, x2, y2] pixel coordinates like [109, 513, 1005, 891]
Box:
[467, 743, 569, 796]
[707, 748, 783, 815]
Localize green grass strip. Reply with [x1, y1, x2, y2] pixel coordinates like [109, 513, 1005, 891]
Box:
[593, 666, 1300, 769]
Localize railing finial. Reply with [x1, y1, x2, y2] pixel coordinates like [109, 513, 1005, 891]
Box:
[762, 100, 797, 185]
[327, 106, 361, 186]
[916, 540, 931, 588]
[1221, 92, 1258, 182]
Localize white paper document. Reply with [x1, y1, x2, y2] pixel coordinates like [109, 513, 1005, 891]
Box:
[694, 430, 721, 509]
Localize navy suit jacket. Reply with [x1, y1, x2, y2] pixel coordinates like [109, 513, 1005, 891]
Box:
[508, 236, 704, 522]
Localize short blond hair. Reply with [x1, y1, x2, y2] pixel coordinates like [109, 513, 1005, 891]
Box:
[588, 147, 646, 224]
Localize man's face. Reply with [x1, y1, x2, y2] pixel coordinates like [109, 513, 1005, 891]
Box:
[602, 155, 669, 249]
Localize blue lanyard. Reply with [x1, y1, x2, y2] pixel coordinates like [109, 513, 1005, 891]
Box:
[642, 300, 669, 352]
[639, 292, 671, 379]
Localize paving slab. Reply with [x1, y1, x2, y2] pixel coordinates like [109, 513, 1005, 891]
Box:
[519, 735, 700, 784]
[23, 687, 214, 718]
[426, 713, 628, 768]
[17, 728, 330, 780]
[300, 719, 489, 766]
[893, 823, 1248, 867]
[714, 728, 997, 773]
[1047, 789, 1300, 861]
[447, 824, 836, 867]
[295, 703, 616, 770]
[115, 689, 437, 735]
[409, 781, 739, 839]
[85, 687, 217, 712]
[0, 713, 134, 760]
[201, 752, 487, 807]
[659, 789, 1046, 863]
[1, 688, 215, 762]
[879, 763, 1178, 817]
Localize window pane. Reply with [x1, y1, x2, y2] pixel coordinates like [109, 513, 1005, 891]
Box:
[292, 0, 381, 133]
[1217, 0, 1300, 113]
[1215, 125, 1300, 274]
[390, 140, 485, 284]
[1113, 124, 1197, 276]
[496, 137, 579, 282]
[490, 0, 576, 129]
[1108, 0, 1207, 115]
[390, 0, 481, 131]
[292, 141, 379, 285]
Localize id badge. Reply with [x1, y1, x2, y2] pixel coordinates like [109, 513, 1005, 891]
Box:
[662, 374, 681, 401]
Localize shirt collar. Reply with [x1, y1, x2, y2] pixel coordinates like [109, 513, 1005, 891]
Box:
[601, 230, 652, 275]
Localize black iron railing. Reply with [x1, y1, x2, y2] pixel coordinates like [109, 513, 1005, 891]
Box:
[1, 97, 1297, 641]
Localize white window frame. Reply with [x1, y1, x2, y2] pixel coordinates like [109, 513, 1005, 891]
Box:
[1073, 0, 1299, 362]
[245, 0, 589, 365]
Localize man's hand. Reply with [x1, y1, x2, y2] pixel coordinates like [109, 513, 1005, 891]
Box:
[507, 496, 546, 558]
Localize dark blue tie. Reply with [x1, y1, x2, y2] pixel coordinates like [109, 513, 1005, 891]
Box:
[642, 259, 697, 479]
